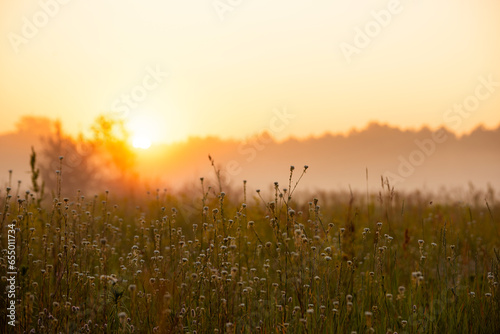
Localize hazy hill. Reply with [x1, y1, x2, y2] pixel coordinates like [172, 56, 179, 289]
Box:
[1, 118, 499, 194]
[135, 122, 500, 193]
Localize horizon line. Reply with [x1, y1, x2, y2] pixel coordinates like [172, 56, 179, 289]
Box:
[4, 114, 500, 145]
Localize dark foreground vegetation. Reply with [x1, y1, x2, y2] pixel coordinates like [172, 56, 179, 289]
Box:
[1, 161, 499, 333]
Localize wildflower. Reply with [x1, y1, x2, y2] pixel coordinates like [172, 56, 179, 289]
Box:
[397, 286, 406, 300]
[108, 276, 118, 284]
[365, 311, 373, 327]
[118, 312, 127, 324]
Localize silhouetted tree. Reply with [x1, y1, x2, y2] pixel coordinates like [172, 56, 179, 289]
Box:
[40, 120, 97, 196]
[40, 114, 137, 196]
[90, 114, 136, 179]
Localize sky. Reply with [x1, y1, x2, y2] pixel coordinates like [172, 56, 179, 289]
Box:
[1, 0, 500, 144]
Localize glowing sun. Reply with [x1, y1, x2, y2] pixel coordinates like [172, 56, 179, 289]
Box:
[132, 135, 152, 149]
[128, 113, 157, 149]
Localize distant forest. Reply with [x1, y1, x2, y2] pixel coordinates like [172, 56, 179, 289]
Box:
[1, 116, 499, 199]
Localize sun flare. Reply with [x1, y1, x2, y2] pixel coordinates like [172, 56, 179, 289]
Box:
[132, 135, 152, 149]
[128, 113, 158, 149]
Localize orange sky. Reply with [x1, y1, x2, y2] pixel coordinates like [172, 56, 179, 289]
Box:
[1, 0, 500, 144]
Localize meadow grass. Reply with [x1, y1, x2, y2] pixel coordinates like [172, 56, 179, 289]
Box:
[0, 163, 499, 333]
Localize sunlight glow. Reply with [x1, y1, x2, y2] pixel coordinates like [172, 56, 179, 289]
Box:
[127, 113, 160, 149]
[132, 135, 152, 149]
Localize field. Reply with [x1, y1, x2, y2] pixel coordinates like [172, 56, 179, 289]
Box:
[1, 164, 499, 333]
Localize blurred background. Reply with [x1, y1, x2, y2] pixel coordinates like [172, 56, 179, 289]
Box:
[1, 0, 499, 196]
